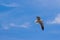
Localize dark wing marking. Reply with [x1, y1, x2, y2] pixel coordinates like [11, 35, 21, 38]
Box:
[39, 21, 44, 31]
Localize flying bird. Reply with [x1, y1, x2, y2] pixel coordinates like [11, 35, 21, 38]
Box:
[35, 16, 44, 31]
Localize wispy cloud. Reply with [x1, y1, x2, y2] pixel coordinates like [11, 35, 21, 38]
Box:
[1, 22, 31, 30]
[9, 22, 31, 28]
[10, 22, 31, 28]
[1, 24, 9, 30]
[47, 14, 60, 24]
[20, 22, 32, 28]
[0, 2, 20, 7]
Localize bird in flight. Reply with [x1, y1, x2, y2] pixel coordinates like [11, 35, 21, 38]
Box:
[35, 16, 44, 31]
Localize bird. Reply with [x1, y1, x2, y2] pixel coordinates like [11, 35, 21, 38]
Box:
[35, 16, 44, 31]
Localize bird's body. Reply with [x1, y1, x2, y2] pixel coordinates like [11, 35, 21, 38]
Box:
[36, 16, 44, 31]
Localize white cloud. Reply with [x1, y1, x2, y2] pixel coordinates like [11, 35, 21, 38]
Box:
[20, 22, 32, 28]
[10, 23, 16, 27]
[1, 24, 9, 30]
[1, 22, 31, 30]
[3, 26, 9, 30]
[47, 14, 60, 24]
[10, 22, 31, 28]
[0, 2, 20, 7]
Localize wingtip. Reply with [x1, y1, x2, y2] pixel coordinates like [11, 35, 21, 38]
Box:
[42, 29, 44, 31]
[42, 27, 44, 31]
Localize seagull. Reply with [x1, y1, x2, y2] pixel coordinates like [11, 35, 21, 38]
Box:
[35, 16, 44, 31]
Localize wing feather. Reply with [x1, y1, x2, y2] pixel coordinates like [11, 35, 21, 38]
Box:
[39, 21, 44, 31]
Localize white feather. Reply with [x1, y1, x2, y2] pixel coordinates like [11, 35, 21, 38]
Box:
[34, 20, 39, 24]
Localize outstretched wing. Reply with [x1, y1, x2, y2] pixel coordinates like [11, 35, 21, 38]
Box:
[39, 21, 44, 31]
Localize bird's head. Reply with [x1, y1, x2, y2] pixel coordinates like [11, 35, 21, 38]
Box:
[36, 16, 41, 20]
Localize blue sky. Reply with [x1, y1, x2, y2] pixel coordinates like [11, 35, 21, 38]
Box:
[0, 0, 60, 40]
